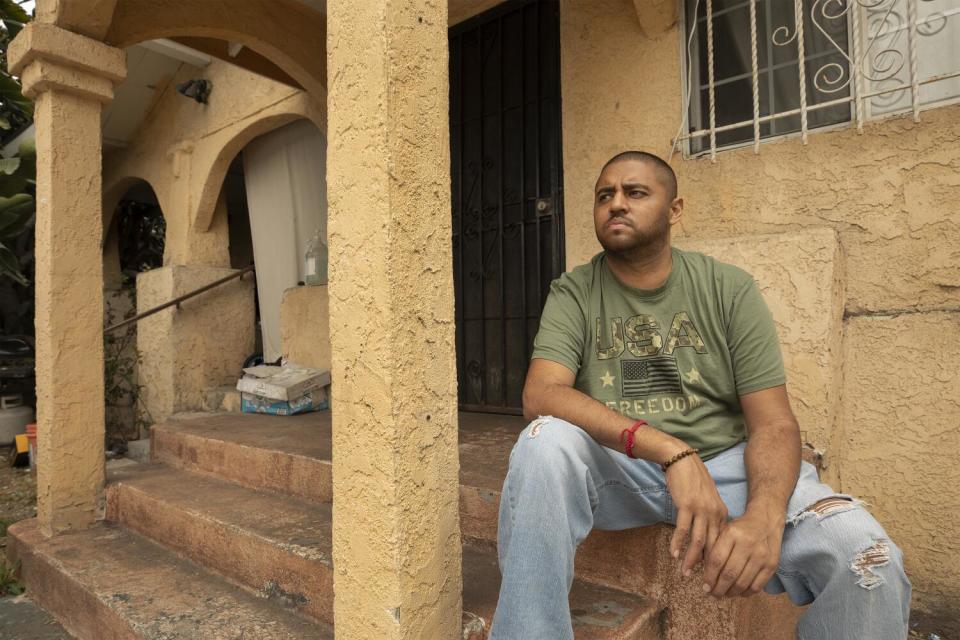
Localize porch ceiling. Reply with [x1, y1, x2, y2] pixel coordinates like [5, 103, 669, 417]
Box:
[97, 0, 514, 151]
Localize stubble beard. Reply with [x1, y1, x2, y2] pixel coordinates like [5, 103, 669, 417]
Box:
[597, 211, 672, 263]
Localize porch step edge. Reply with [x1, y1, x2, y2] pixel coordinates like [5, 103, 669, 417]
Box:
[5, 518, 332, 640]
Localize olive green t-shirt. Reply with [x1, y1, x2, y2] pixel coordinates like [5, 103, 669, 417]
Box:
[531, 248, 785, 460]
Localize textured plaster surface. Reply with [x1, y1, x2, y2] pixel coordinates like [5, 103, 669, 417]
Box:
[102, 57, 325, 268]
[631, 0, 678, 38]
[559, 0, 960, 315]
[7, 23, 127, 535]
[842, 313, 960, 633]
[678, 230, 845, 484]
[102, 57, 322, 428]
[36, 0, 118, 40]
[103, 0, 327, 100]
[136, 266, 254, 425]
[280, 285, 332, 372]
[327, 0, 462, 637]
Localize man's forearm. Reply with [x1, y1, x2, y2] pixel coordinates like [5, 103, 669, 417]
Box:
[743, 419, 801, 523]
[524, 382, 687, 463]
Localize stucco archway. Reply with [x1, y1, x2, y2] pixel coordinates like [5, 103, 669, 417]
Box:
[102, 0, 327, 101]
[192, 105, 324, 233]
[102, 176, 166, 287]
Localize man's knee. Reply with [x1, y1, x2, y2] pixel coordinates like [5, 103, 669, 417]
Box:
[510, 416, 594, 471]
[791, 497, 910, 591]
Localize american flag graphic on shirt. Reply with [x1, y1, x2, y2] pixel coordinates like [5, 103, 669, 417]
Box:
[621, 356, 683, 397]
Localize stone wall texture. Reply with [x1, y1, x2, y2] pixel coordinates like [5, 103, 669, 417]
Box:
[559, 0, 960, 629]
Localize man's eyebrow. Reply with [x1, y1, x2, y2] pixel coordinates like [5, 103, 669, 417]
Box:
[622, 182, 653, 191]
[595, 185, 615, 194]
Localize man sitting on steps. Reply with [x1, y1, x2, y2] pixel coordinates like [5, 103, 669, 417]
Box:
[489, 151, 911, 640]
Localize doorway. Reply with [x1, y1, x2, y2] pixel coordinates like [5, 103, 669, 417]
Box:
[450, 0, 565, 414]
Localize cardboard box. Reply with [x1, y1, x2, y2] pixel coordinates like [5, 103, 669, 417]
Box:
[240, 387, 329, 416]
[236, 364, 331, 402]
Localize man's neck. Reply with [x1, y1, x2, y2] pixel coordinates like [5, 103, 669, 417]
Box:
[604, 240, 674, 290]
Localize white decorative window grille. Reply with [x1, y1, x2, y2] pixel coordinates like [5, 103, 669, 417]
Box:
[676, 0, 960, 160]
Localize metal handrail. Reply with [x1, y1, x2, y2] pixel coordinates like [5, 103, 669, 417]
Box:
[104, 264, 255, 334]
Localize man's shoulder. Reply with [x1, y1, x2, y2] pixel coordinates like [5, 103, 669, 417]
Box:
[675, 247, 756, 291]
[551, 252, 605, 295]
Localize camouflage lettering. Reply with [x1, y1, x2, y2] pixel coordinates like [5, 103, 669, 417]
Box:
[663, 311, 707, 355]
[596, 317, 625, 360]
[624, 314, 663, 357]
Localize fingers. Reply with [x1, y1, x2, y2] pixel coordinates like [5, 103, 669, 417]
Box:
[705, 518, 720, 559]
[702, 529, 735, 594]
[746, 563, 776, 597]
[727, 555, 764, 597]
[708, 543, 750, 598]
[671, 509, 692, 560]
[681, 516, 707, 576]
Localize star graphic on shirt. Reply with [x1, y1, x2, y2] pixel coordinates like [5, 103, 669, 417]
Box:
[600, 370, 615, 387]
[685, 366, 703, 384]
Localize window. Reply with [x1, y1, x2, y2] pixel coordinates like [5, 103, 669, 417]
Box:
[679, 0, 960, 158]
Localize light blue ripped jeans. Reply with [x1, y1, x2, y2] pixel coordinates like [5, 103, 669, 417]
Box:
[489, 417, 911, 640]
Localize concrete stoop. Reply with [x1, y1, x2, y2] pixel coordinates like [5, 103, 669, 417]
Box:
[7, 411, 802, 639]
[5, 519, 331, 639]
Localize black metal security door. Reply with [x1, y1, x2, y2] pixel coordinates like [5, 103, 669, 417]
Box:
[450, 0, 565, 414]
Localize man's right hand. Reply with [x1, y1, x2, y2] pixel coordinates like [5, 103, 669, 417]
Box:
[664, 453, 729, 577]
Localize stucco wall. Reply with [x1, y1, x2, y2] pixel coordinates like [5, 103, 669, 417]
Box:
[280, 285, 331, 372]
[559, 0, 959, 628]
[104, 53, 326, 426]
[677, 230, 845, 485]
[102, 56, 325, 268]
[136, 265, 254, 423]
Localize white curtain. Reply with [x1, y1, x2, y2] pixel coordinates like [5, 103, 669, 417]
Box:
[242, 119, 327, 362]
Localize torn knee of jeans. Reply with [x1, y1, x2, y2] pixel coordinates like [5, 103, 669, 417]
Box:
[788, 495, 861, 526]
[527, 415, 553, 438]
[850, 539, 891, 590]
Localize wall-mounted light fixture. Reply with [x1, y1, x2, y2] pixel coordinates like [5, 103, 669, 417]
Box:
[176, 79, 212, 104]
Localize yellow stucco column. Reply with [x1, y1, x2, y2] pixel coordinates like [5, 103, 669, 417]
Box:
[327, 1, 461, 638]
[8, 23, 126, 535]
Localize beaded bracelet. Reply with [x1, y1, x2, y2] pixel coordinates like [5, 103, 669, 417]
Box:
[660, 448, 700, 472]
[619, 420, 648, 459]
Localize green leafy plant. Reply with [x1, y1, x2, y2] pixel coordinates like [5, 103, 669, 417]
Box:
[0, 557, 23, 597]
[0, 140, 34, 286]
[0, 0, 34, 289]
[104, 287, 152, 443]
[0, 1, 32, 131]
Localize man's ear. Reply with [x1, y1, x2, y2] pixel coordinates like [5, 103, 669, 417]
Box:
[668, 197, 684, 226]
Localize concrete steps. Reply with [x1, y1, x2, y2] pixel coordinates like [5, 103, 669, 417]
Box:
[104, 460, 662, 638]
[105, 462, 335, 625]
[10, 410, 802, 638]
[5, 518, 333, 640]
[152, 412, 333, 503]
[152, 411, 803, 639]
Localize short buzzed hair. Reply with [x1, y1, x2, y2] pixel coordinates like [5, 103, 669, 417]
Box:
[599, 150, 678, 200]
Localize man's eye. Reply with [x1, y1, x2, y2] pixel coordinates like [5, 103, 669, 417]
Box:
[631, 190, 647, 197]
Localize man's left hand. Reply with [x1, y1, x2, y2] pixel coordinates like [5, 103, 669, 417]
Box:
[701, 511, 784, 598]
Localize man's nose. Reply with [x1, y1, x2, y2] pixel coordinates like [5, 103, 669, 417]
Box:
[610, 189, 627, 213]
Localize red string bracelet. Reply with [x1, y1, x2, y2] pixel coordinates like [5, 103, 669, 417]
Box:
[619, 420, 648, 459]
